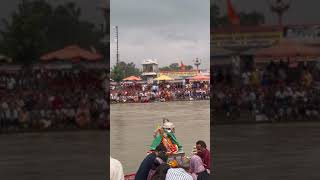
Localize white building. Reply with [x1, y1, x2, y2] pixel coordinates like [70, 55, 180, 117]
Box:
[142, 59, 159, 82]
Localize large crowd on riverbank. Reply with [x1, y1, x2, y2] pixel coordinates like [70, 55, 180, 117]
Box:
[213, 61, 320, 122]
[0, 68, 108, 132]
[110, 82, 210, 103]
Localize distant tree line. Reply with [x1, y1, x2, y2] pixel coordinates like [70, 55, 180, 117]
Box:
[110, 62, 195, 82]
[0, 0, 105, 64]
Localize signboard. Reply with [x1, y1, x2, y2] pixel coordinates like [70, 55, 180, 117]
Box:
[159, 70, 198, 78]
[285, 25, 320, 41]
[212, 26, 283, 49]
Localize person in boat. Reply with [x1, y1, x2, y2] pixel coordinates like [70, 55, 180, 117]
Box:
[150, 119, 183, 155]
[135, 144, 167, 180]
[147, 152, 168, 180]
[195, 140, 211, 170]
[151, 163, 170, 180]
[189, 155, 210, 180]
[110, 156, 124, 180]
[165, 158, 193, 180]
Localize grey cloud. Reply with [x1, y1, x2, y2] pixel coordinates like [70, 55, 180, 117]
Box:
[111, 0, 210, 68]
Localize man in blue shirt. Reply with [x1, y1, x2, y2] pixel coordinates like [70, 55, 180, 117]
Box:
[135, 144, 167, 180]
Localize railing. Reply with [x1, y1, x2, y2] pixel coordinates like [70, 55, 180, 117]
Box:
[124, 173, 136, 180]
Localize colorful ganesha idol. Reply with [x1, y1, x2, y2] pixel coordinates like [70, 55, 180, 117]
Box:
[150, 119, 183, 155]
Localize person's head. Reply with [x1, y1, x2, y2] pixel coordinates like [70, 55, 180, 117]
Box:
[179, 157, 191, 171]
[155, 143, 167, 158]
[196, 140, 207, 154]
[162, 118, 175, 133]
[190, 155, 206, 174]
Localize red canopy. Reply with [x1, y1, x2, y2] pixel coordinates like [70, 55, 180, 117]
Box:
[189, 74, 210, 81]
[254, 40, 320, 58]
[40, 45, 102, 61]
[123, 76, 142, 81]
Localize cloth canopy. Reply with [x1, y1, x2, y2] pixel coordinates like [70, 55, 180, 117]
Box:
[40, 45, 102, 61]
[254, 40, 320, 58]
[189, 74, 210, 81]
[154, 75, 173, 81]
[123, 76, 141, 81]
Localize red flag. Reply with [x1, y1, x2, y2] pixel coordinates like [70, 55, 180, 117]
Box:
[180, 61, 185, 70]
[227, 0, 240, 25]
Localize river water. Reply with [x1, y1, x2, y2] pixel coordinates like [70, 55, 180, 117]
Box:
[213, 122, 320, 179]
[110, 101, 210, 174]
[0, 131, 107, 180]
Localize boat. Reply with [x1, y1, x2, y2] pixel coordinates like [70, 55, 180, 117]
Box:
[124, 119, 186, 180]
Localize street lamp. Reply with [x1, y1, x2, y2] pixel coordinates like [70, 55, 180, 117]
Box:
[194, 58, 201, 74]
[98, 0, 109, 64]
[268, 0, 291, 25]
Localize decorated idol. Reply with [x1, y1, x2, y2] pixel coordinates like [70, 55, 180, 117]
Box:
[150, 118, 183, 154]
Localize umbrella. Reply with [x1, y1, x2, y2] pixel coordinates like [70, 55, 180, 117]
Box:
[154, 75, 173, 81]
[123, 76, 142, 81]
[189, 74, 210, 81]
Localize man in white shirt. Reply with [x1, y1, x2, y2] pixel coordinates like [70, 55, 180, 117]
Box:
[110, 156, 124, 180]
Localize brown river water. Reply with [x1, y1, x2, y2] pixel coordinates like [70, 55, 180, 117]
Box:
[0, 131, 107, 180]
[110, 100, 210, 174]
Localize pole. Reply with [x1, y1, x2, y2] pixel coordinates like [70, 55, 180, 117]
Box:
[115, 26, 119, 65]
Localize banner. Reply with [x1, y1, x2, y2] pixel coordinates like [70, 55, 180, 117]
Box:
[285, 25, 320, 41]
[159, 70, 198, 78]
[212, 26, 283, 49]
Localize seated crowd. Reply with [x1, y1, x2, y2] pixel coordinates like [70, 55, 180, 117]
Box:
[0, 68, 109, 132]
[213, 60, 320, 122]
[110, 82, 210, 103]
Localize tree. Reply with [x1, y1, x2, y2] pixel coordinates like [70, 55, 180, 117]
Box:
[239, 11, 265, 25]
[111, 64, 124, 82]
[0, 0, 53, 63]
[185, 65, 193, 70]
[111, 61, 141, 82]
[0, 0, 104, 64]
[159, 63, 193, 71]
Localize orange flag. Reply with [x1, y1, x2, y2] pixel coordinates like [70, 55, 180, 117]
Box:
[227, 0, 240, 25]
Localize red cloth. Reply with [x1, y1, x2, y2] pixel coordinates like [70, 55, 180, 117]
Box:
[197, 148, 211, 170]
[227, 0, 240, 25]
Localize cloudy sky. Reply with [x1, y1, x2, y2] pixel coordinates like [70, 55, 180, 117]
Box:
[1, 0, 320, 68]
[110, 0, 210, 68]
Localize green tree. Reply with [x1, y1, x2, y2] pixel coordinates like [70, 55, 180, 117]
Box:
[0, 0, 104, 64]
[111, 65, 124, 82]
[111, 61, 141, 82]
[185, 65, 193, 70]
[0, 0, 52, 63]
[169, 63, 180, 71]
[159, 63, 193, 71]
[239, 11, 265, 26]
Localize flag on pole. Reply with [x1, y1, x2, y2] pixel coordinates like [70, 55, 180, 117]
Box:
[227, 0, 240, 25]
[180, 61, 185, 70]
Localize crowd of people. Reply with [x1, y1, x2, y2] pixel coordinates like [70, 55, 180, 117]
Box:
[0, 67, 108, 132]
[110, 82, 210, 103]
[213, 60, 320, 122]
[110, 140, 211, 180]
